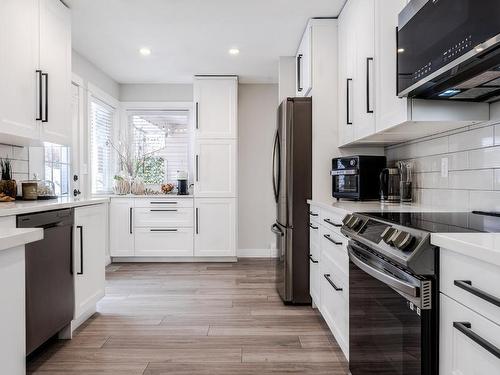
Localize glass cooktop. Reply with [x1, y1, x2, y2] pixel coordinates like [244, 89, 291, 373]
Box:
[360, 211, 500, 234]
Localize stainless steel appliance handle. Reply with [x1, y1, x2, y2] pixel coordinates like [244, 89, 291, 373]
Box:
[195, 154, 199, 182]
[195, 102, 199, 129]
[348, 245, 418, 297]
[129, 207, 133, 234]
[150, 229, 178, 232]
[150, 209, 178, 212]
[331, 169, 357, 176]
[271, 224, 284, 237]
[453, 322, 500, 360]
[272, 130, 281, 203]
[77, 225, 83, 275]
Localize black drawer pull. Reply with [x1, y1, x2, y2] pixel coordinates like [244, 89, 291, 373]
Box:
[324, 234, 342, 246]
[454, 280, 500, 308]
[453, 322, 500, 359]
[309, 254, 318, 264]
[150, 209, 178, 212]
[150, 201, 177, 205]
[324, 218, 342, 227]
[309, 211, 319, 217]
[309, 223, 318, 230]
[324, 274, 342, 291]
[150, 229, 178, 232]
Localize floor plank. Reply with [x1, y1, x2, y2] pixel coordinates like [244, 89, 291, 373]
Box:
[27, 259, 347, 374]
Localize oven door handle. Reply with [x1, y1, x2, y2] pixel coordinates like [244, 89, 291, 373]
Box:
[348, 245, 419, 297]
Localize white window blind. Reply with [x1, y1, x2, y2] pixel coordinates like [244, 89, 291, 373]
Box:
[90, 97, 114, 194]
[128, 110, 190, 183]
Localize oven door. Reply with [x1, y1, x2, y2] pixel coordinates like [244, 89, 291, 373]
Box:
[332, 169, 359, 197]
[348, 242, 437, 375]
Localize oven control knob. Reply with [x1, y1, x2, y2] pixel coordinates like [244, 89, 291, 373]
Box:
[349, 217, 364, 230]
[342, 214, 353, 226]
[392, 230, 414, 250]
[381, 227, 397, 244]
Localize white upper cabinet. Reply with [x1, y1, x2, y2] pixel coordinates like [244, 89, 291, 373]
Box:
[194, 76, 238, 139]
[296, 24, 312, 97]
[0, 0, 40, 145]
[194, 139, 237, 198]
[39, 0, 72, 145]
[194, 198, 236, 257]
[0, 0, 71, 146]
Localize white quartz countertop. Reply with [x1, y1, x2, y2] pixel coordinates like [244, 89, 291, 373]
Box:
[307, 199, 463, 214]
[0, 197, 109, 217]
[431, 233, 500, 267]
[0, 228, 43, 252]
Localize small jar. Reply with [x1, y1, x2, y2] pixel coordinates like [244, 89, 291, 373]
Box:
[22, 182, 38, 200]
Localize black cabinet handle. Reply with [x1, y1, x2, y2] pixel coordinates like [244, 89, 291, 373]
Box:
[150, 201, 177, 205]
[77, 225, 83, 275]
[129, 207, 133, 234]
[297, 54, 303, 92]
[195, 207, 199, 234]
[309, 254, 318, 264]
[453, 322, 500, 359]
[324, 274, 343, 291]
[195, 102, 199, 129]
[366, 57, 374, 113]
[70, 225, 74, 275]
[150, 229, 178, 232]
[195, 155, 199, 182]
[42, 72, 48, 122]
[347, 78, 353, 125]
[36, 70, 42, 121]
[454, 280, 500, 308]
[309, 223, 318, 230]
[324, 218, 342, 228]
[150, 209, 178, 212]
[324, 234, 342, 246]
[309, 211, 319, 217]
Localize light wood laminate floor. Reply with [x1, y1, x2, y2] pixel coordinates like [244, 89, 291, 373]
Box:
[27, 259, 348, 374]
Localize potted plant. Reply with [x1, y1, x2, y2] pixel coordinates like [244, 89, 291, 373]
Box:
[0, 158, 17, 199]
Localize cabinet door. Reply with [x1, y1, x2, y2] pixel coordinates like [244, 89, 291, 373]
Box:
[109, 199, 134, 256]
[309, 223, 320, 306]
[194, 198, 236, 257]
[374, 0, 408, 132]
[74, 205, 106, 320]
[39, 0, 72, 145]
[194, 139, 237, 198]
[440, 294, 500, 375]
[194, 77, 237, 139]
[338, 0, 355, 145]
[296, 25, 312, 97]
[353, 0, 376, 140]
[0, 0, 39, 144]
[134, 228, 194, 257]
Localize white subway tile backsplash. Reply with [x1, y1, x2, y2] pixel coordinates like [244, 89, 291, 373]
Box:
[495, 124, 500, 145]
[495, 170, 500, 190]
[414, 137, 448, 158]
[449, 126, 494, 152]
[448, 151, 468, 171]
[431, 189, 469, 210]
[416, 172, 448, 189]
[0, 144, 12, 159]
[469, 146, 500, 169]
[448, 170, 494, 190]
[469, 191, 500, 212]
[12, 146, 29, 161]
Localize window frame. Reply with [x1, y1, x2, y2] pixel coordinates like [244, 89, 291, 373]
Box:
[87, 83, 120, 196]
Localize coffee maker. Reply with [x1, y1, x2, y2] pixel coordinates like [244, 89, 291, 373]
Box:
[176, 170, 189, 195]
[379, 168, 400, 202]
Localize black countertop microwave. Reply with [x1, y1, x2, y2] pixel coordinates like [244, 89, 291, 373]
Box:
[397, 0, 500, 102]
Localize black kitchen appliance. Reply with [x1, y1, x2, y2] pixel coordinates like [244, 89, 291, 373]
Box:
[397, 0, 500, 102]
[17, 209, 75, 355]
[331, 155, 386, 201]
[271, 97, 312, 304]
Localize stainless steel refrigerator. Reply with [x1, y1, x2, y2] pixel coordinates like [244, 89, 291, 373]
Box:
[271, 97, 312, 304]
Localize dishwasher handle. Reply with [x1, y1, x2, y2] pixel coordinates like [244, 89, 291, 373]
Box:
[77, 226, 83, 275]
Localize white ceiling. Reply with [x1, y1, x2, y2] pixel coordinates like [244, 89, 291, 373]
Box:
[67, 0, 346, 84]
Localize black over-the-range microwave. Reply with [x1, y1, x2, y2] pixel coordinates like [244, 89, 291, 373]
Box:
[397, 0, 500, 102]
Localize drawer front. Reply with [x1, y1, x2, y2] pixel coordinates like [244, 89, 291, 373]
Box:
[320, 250, 349, 357]
[134, 227, 194, 257]
[320, 226, 348, 275]
[440, 294, 500, 375]
[134, 198, 194, 208]
[309, 222, 320, 260]
[309, 205, 321, 225]
[320, 210, 345, 235]
[310, 260, 321, 306]
[441, 249, 500, 325]
[134, 207, 193, 228]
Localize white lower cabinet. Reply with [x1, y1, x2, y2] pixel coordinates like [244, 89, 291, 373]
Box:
[73, 204, 106, 326]
[440, 294, 500, 374]
[309, 219, 321, 306]
[194, 198, 236, 257]
[134, 228, 193, 257]
[109, 199, 134, 257]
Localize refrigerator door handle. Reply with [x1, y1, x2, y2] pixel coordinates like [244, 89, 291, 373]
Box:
[272, 130, 281, 203]
[271, 224, 284, 237]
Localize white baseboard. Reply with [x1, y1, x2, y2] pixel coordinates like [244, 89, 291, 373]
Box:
[111, 256, 238, 263]
[238, 248, 278, 258]
[105, 255, 112, 266]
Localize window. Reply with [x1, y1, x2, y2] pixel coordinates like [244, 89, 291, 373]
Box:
[90, 97, 115, 194]
[44, 142, 70, 196]
[128, 110, 191, 184]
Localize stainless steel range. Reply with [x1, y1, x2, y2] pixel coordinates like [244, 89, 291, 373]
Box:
[342, 212, 439, 375]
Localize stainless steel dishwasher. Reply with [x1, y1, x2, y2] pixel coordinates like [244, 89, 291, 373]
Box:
[17, 209, 75, 355]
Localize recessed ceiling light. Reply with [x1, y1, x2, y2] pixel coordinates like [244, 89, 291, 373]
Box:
[228, 48, 240, 55]
[139, 47, 152, 56]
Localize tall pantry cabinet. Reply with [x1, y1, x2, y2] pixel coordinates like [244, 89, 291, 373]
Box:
[193, 76, 238, 258]
[0, 0, 71, 146]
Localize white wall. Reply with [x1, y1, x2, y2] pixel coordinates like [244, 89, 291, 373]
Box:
[278, 56, 296, 104]
[119, 84, 193, 102]
[238, 83, 279, 257]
